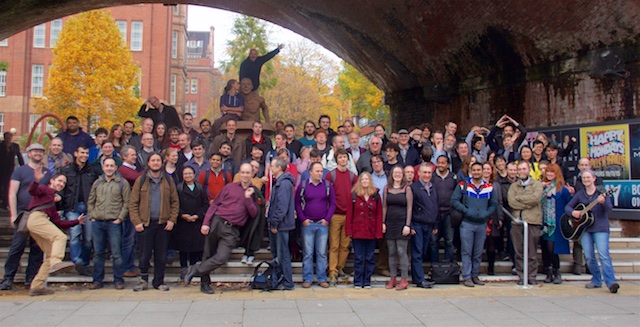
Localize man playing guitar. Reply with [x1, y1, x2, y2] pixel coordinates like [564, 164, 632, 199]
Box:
[564, 170, 618, 293]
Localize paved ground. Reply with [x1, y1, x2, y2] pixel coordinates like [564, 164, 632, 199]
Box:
[1, 281, 639, 326]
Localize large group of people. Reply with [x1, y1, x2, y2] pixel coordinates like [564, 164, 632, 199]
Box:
[0, 46, 619, 295]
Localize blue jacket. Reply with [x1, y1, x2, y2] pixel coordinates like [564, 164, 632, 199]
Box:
[450, 178, 497, 225]
[410, 180, 439, 226]
[57, 128, 95, 155]
[268, 172, 296, 231]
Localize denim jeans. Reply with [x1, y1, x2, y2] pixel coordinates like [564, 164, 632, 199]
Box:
[460, 221, 487, 280]
[581, 231, 616, 288]
[352, 239, 377, 287]
[429, 213, 454, 263]
[2, 231, 43, 283]
[66, 202, 92, 268]
[92, 220, 124, 284]
[269, 230, 294, 289]
[410, 221, 433, 284]
[301, 222, 329, 283]
[121, 216, 137, 272]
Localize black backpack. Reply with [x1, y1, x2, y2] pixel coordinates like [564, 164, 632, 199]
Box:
[250, 260, 282, 291]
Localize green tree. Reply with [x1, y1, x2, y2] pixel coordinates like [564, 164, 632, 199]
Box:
[338, 62, 389, 124]
[221, 15, 277, 90]
[34, 10, 141, 133]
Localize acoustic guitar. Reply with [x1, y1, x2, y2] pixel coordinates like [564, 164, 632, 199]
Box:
[560, 187, 617, 241]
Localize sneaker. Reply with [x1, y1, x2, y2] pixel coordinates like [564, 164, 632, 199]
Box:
[302, 282, 312, 288]
[328, 274, 337, 287]
[49, 262, 75, 276]
[133, 281, 148, 292]
[241, 255, 248, 264]
[609, 282, 620, 294]
[363, 285, 371, 289]
[337, 269, 349, 280]
[29, 288, 54, 296]
[155, 284, 170, 291]
[0, 279, 12, 291]
[511, 268, 517, 276]
[89, 282, 104, 290]
[585, 282, 601, 289]
[246, 256, 255, 265]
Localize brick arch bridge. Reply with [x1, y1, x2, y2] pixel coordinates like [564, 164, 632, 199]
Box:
[1, 0, 638, 130]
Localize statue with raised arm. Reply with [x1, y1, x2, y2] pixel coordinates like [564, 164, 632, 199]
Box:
[240, 78, 270, 123]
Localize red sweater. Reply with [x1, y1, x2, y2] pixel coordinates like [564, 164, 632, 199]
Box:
[118, 164, 142, 186]
[345, 193, 383, 239]
[28, 182, 78, 229]
[326, 169, 356, 214]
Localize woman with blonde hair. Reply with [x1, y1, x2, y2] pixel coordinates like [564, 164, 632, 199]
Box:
[346, 172, 383, 288]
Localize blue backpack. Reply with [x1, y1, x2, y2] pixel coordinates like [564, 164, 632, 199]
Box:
[250, 260, 282, 291]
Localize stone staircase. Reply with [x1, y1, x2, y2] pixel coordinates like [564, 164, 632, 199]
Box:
[1, 211, 639, 284]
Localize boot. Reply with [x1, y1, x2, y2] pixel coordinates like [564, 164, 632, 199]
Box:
[488, 262, 495, 276]
[544, 267, 553, 283]
[180, 267, 188, 281]
[396, 278, 409, 291]
[385, 277, 397, 289]
[553, 269, 562, 284]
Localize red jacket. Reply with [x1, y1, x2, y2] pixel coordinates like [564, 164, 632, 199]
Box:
[346, 192, 383, 240]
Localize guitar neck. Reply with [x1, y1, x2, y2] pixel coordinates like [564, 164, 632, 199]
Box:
[582, 189, 614, 213]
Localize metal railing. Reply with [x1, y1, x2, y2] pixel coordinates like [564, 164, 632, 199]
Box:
[502, 207, 530, 288]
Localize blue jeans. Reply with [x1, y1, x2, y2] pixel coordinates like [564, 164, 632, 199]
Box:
[581, 231, 616, 288]
[302, 222, 329, 283]
[429, 213, 454, 263]
[121, 216, 137, 272]
[92, 220, 124, 284]
[269, 230, 294, 289]
[67, 202, 92, 268]
[460, 221, 487, 280]
[2, 231, 43, 283]
[352, 239, 376, 287]
[410, 222, 433, 284]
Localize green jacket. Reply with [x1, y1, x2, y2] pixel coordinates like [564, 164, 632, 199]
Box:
[87, 174, 131, 222]
[507, 179, 543, 225]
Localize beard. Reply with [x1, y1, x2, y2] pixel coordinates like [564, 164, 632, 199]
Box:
[150, 167, 162, 173]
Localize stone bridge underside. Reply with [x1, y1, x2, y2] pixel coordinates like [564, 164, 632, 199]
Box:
[1, 0, 639, 130]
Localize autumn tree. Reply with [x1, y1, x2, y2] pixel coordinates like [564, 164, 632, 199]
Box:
[221, 15, 278, 91]
[338, 62, 389, 124]
[35, 10, 140, 133]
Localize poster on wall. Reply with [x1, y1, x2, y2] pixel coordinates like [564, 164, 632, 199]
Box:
[527, 129, 581, 179]
[603, 180, 640, 210]
[580, 124, 631, 180]
[630, 123, 640, 180]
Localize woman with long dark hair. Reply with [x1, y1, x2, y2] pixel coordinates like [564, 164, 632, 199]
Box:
[541, 163, 571, 284]
[382, 165, 412, 290]
[154, 122, 169, 149]
[108, 124, 124, 154]
[518, 145, 541, 180]
[212, 79, 244, 135]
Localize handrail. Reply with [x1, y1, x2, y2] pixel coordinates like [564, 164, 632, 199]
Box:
[501, 206, 530, 288]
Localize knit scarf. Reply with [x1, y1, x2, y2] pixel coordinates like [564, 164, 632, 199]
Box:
[541, 182, 556, 237]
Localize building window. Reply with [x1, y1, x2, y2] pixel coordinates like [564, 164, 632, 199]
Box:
[190, 79, 198, 94]
[185, 80, 189, 94]
[33, 24, 46, 48]
[116, 20, 127, 44]
[29, 114, 41, 130]
[50, 19, 63, 47]
[170, 74, 176, 105]
[0, 71, 6, 97]
[0, 113, 4, 134]
[190, 102, 197, 117]
[172, 30, 178, 59]
[0, 39, 7, 46]
[31, 64, 44, 97]
[173, 6, 179, 15]
[131, 21, 143, 51]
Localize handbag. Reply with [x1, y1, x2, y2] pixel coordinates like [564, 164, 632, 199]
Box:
[13, 202, 56, 237]
[450, 181, 467, 228]
[431, 261, 460, 284]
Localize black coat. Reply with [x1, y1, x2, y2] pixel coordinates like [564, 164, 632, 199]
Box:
[171, 181, 209, 252]
[59, 162, 99, 212]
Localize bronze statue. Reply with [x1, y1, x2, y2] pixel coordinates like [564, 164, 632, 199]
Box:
[240, 78, 270, 123]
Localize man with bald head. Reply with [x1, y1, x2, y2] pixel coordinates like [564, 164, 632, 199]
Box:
[138, 96, 181, 130]
[356, 137, 386, 174]
[239, 45, 284, 92]
[185, 163, 259, 294]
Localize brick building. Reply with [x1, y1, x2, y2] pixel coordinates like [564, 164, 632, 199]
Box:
[0, 3, 188, 136]
[185, 27, 220, 122]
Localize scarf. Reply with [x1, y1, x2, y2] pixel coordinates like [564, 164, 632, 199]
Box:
[541, 182, 556, 236]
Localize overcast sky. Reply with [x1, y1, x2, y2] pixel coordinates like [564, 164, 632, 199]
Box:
[187, 5, 339, 68]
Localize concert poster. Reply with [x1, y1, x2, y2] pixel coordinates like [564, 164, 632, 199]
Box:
[630, 123, 640, 180]
[580, 124, 630, 180]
